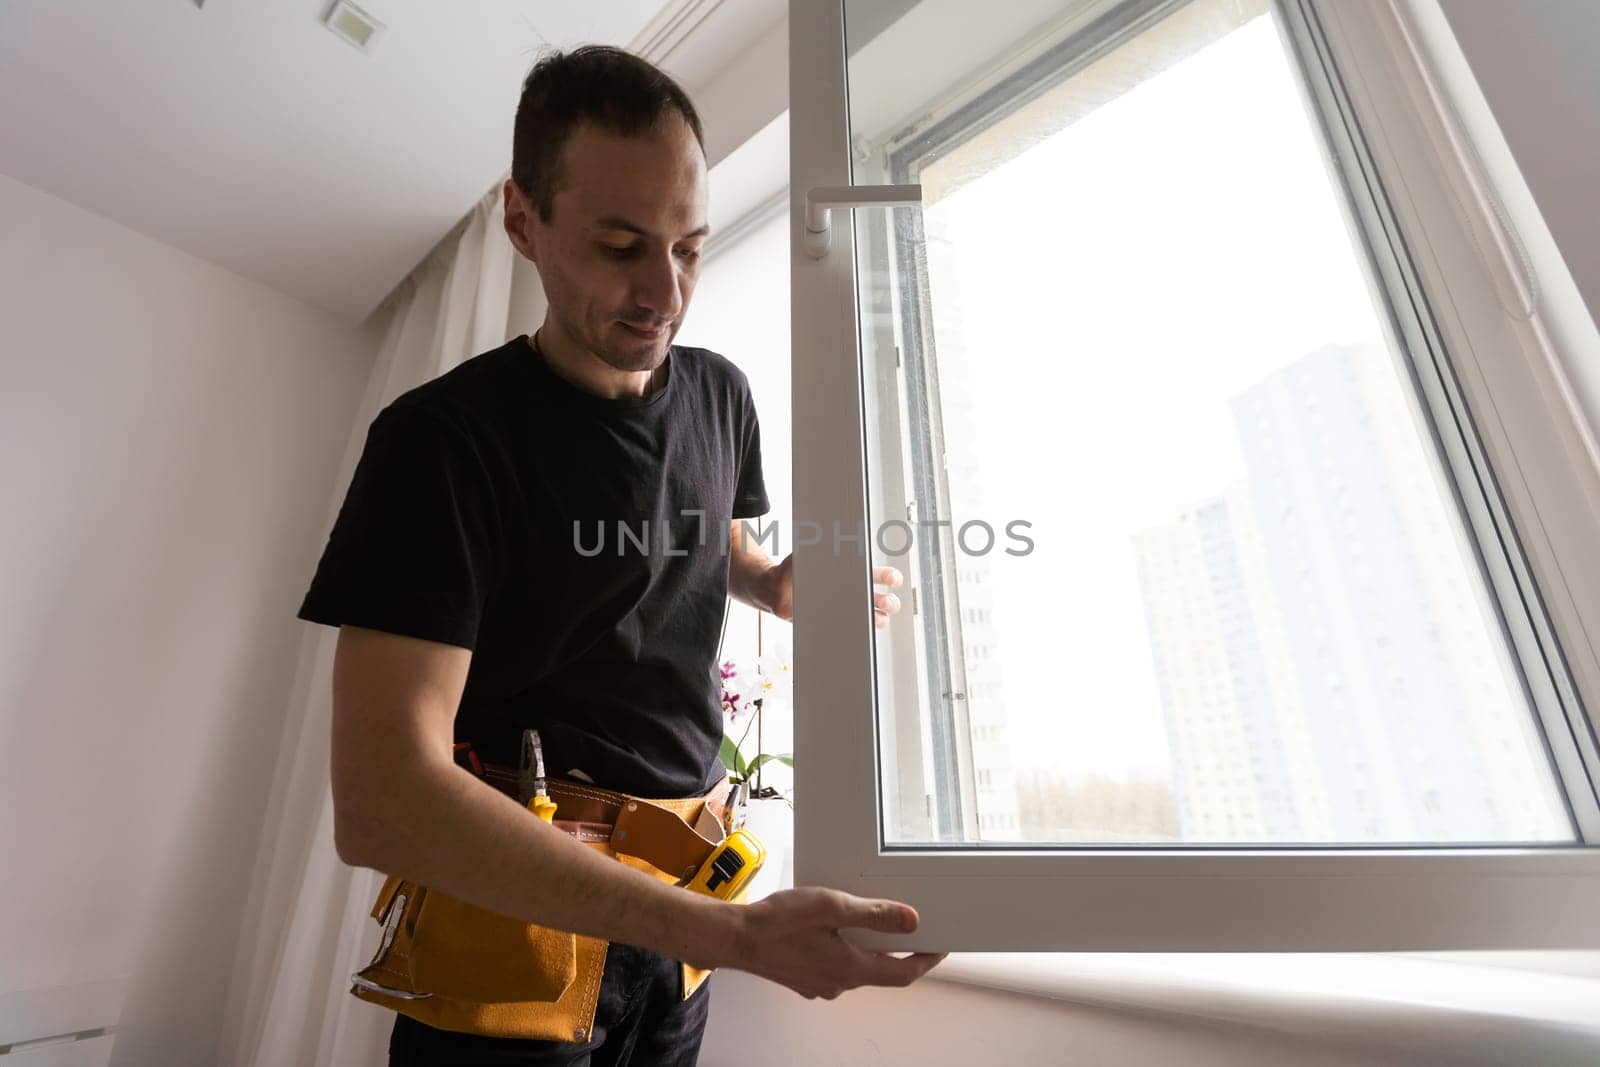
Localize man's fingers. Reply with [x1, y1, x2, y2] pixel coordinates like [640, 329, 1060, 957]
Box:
[837, 896, 919, 933]
[860, 950, 949, 987]
[871, 570, 903, 630]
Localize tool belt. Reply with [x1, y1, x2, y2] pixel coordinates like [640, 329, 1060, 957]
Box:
[348, 751, 741, 1042]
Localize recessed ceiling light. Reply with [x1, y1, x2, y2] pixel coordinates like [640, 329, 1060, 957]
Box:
[324, 0, 384, 53]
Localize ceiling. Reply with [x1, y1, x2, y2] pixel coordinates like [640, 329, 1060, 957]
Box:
[0, 0, 783, 322]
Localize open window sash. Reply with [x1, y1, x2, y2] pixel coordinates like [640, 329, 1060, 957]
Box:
[789, 0, 1600, 952]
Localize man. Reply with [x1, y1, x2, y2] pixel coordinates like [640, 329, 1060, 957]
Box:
[298, 45, 945, 1064]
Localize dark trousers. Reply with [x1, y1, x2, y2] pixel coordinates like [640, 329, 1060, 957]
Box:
[386, 942, 712, 1066]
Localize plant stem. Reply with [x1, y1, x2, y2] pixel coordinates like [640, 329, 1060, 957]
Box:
[735, 704, 758, 761]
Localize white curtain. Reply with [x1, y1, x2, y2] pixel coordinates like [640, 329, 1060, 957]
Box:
[218, 181, 521, 1067]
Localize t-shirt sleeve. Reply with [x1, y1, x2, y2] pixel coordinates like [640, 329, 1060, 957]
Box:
[732, 381, 770, 520]
[296, 403, 502, 651]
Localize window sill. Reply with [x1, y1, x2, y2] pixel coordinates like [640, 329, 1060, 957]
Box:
[751, 813, 1598, 1057]
[930, 951, 1600, 1062]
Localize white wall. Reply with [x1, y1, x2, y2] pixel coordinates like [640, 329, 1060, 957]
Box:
[0, 172, 378, 1060]
[690, 15, 789, 172]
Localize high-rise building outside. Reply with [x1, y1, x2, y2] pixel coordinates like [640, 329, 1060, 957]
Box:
[1135, 341, 1565, 843]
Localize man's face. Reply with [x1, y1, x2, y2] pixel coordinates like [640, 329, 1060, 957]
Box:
[506, 114, 708, 375]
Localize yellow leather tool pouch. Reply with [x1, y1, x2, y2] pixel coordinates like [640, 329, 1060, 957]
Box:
[353, 874, 579, 1004]
[349, 767, 738, 1042]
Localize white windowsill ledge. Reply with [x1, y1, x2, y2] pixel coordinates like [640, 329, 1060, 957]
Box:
[749, 828, 1599, 1058]
[930, 951, 1600, 1063]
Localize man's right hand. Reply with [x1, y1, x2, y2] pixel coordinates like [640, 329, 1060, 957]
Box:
[715, 886, 948, 999]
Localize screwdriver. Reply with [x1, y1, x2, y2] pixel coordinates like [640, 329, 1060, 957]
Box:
[520, 728, 559, 823]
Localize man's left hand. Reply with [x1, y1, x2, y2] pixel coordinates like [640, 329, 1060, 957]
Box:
[764, 557, 903, 630]
[870, 565, 903, 630]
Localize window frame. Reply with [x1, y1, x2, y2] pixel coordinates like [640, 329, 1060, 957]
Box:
[789, 0, 1600, 952]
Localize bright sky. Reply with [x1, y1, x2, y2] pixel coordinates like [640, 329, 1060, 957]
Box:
[920, 14, 1383, 780]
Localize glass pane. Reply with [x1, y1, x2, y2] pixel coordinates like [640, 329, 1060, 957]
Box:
[843, 0, 1574, 846]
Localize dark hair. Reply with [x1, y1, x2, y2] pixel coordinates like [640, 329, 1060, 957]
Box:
[511, 45, 705, 223]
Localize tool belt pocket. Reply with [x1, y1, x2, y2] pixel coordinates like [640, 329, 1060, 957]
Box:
[355, 873, 577, 1005]
[347, 743, 739, 1039]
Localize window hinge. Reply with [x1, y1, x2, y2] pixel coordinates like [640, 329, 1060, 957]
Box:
[910, 586, 919, 615]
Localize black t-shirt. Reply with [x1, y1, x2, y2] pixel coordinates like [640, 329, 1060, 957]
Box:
[296, 334, 769, 796]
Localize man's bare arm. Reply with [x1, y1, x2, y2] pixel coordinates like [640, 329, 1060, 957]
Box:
[329, 624, 944, 998]
[330, 624, 734, 962]
[727, 518, 786, 617]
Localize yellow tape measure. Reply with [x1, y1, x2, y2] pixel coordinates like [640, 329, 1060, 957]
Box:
[685, 828, 767, 900]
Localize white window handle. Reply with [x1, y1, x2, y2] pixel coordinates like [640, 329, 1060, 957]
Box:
[804, 184, 923, 258]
